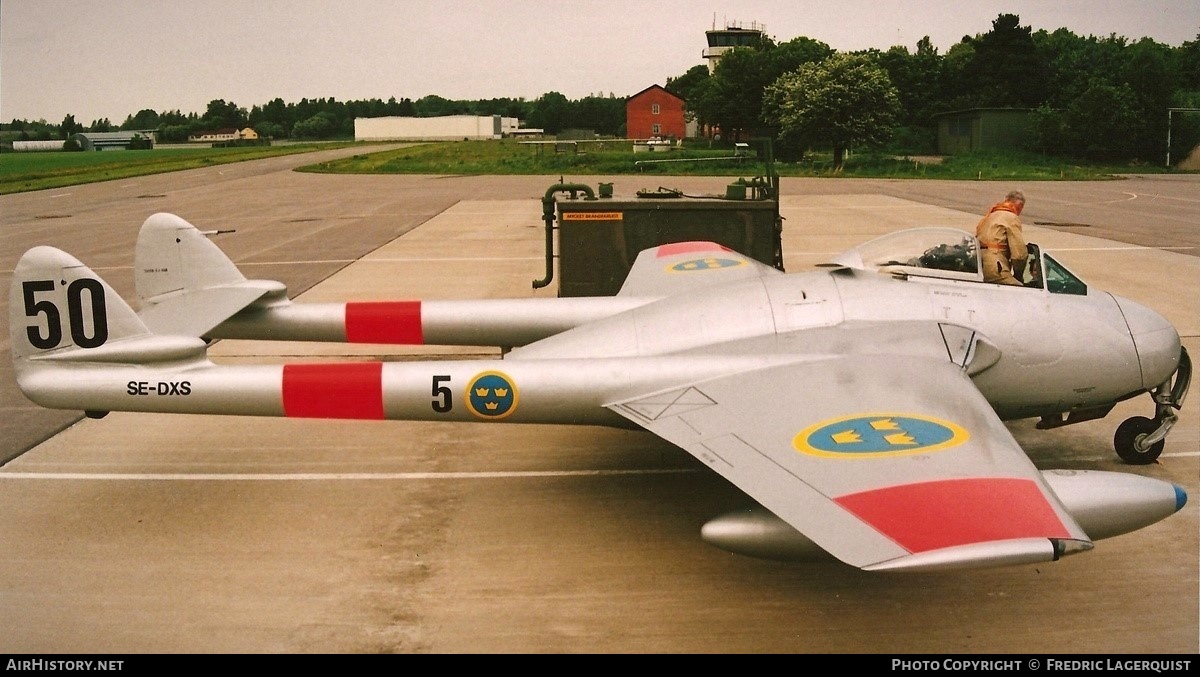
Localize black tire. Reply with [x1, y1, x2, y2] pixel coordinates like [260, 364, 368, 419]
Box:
[1114, 416, 1164, 465]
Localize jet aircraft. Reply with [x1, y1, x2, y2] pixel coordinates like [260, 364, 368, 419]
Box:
[9, 213, 1190, 572]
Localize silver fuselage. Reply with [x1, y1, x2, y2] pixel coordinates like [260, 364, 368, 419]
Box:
[17, 266, 1179, 429]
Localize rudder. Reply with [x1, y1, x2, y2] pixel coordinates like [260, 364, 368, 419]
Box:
[135, 212, 245, 303]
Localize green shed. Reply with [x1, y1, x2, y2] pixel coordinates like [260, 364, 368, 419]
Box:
[934, 108, 1033, 155]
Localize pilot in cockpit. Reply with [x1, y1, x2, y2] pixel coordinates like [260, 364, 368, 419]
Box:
[975, 190, 1028, 286]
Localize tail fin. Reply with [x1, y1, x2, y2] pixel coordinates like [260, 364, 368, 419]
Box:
[10, 246, 151, 362]
[134, 213, 286, 337]
[11, 246, 210, 415]
[135, 212, 246, 301]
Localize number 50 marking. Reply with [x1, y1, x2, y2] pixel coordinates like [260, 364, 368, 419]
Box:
[23, 279, 109, 349]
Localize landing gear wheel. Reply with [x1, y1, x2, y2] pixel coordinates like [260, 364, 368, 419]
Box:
[1114, 416, 1164, 465]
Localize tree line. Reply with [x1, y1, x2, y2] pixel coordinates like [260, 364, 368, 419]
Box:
[4, 14, 1198, 164]
[669, 14, 1200, 165]
[3, 93, 629, 144]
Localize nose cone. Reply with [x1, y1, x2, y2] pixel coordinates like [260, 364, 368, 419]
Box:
[1113, 294, 1182, 389]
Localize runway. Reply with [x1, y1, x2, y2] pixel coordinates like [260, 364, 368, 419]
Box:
[0, 151, 1196, 653]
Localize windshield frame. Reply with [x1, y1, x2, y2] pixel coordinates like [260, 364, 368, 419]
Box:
[1025, 244, 1088, 295]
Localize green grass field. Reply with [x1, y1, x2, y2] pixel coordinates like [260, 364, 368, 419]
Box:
[0, 143, 360, 194]
[1, 138, 1175, 195]
[298, 139, 1156, 181]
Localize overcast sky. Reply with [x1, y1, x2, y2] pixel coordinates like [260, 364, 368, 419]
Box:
[2, 0, 1198, 125]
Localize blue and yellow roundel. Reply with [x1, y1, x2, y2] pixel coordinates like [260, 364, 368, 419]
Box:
[465, 371, 518, 420]
[793, 414, 969, 458]
[667, 257, 746, 273]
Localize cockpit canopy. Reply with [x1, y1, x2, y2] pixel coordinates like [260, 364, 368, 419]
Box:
[823, 227, 1087, 295]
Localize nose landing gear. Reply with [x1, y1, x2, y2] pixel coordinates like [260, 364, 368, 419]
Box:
[1115, 347, 1191, 465]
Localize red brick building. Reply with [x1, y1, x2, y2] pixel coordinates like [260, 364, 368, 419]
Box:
[625, 85, 686, 140]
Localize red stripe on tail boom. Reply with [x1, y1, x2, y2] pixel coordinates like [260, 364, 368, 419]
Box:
[282, 362, 385, 419]
[345, 301, 423, 344]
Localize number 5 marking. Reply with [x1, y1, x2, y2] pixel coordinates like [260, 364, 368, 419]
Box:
[23, 280, 62, 349]
[431, 375, 453, 413]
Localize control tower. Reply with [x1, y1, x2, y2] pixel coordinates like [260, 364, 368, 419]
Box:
[703, 19, 766, 73]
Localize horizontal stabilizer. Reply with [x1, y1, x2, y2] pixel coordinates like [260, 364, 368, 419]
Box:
[27, 334, 209, 365]
[139, 279, 287, 337]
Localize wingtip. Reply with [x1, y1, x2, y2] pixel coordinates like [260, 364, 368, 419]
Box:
[863, 537, 1092, 572]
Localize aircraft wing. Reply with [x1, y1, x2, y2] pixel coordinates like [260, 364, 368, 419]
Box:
[607, 350, 1093, 572]
[616, 242, 782, 297]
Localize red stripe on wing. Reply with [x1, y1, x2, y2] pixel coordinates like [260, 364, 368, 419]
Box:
[282, 362, 384, 419]
[345, 301, 423, 344]
[835, 478, 1071, 553]
[655, 242, 732, 258]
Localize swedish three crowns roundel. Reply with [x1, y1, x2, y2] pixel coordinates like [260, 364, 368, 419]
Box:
[793, 414, 969, 458]
[466, 371, 518, 420]
[667, 257, 746, 273]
